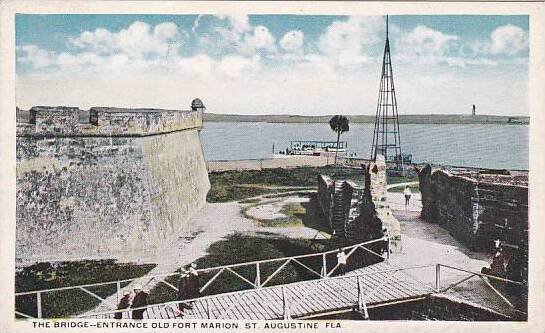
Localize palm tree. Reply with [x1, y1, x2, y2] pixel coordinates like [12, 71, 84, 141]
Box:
[329, 115, 349, 165]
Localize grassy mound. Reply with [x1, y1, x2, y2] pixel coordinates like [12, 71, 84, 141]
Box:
[207, 166, 365, 202]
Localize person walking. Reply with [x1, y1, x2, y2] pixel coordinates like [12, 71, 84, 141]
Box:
[403, 185, 412, 209]
[336, 249, 348, 275]
[114, 290, 132, 319]
[130, 284, 148, 319]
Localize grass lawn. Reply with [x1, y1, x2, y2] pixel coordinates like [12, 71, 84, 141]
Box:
[15, 260, 156, 318]
[207, 166, 366, 203]
[386, 174, 419, 185]
[241, 193, 331, 231]
[241, 200, 306, 228]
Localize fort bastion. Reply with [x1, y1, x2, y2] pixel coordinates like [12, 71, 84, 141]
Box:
[16, 99, 210, 263]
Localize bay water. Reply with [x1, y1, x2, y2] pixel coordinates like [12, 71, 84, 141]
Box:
[200, 122, 529, 170]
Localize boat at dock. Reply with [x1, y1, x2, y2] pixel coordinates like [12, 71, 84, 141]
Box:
[275, 140, 348, 157]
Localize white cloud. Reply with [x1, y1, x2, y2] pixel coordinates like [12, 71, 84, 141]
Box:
[56, 51, 106, 70]
[15, 17, 529, 116]
[16, 60, 527, 117]
[17, 45, 55, 68]
[238, 26, 276, 54]
[280, 30, 304, 52]
[176, 54, 214, 77]
[490, 24, 527, 55]
[208, 15, 277, 56]
[318, 16, 383, 65]
[397, 25, 459, 58]
[464, 24, 528, 57]
[191, 15, 204, 34]
[217, 55, 261, 78]
[71, 21, 182, 59]
[219, 14, 251, 34]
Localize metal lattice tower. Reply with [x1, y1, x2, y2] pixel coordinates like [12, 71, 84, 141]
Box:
[370, 15, 402, 162]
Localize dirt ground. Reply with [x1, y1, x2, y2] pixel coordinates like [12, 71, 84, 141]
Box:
[387, 189, 522, 318]
[387, 191, 489, 269]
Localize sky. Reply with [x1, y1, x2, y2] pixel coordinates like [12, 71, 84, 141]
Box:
[15, 14, 529, 116]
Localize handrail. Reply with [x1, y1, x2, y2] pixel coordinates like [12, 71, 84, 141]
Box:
[437, 264, 525, 286]
[437, 263, 527, 316]
[78, 263, 436, 318]
[80, 262, 527, 319]
[16, 237, 386, 296]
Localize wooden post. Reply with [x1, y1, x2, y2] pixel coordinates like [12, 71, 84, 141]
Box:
[116, 281, 121, 303]
[36, 292, 42, 319]
[386, 236, 390, 260]
[357, 276, 369, 320]
[322, 253, 327, 278]
[435, 264, 441, 292]
[357, 276, 362, 310]
[256, 263, 261, 288]
[282, 286, 290, 319]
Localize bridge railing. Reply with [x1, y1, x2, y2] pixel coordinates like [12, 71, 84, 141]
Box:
[435, 264, 527, 318]
[15, 237, 388, 319]
[77, 264, 437, 319]
[76, 263, 528, 320]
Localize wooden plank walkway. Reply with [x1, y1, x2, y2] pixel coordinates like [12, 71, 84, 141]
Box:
[85, 262, 434, 320]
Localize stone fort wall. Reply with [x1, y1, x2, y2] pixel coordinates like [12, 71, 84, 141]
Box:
[417, 165, 528, 283]
[16, 103, 210, 263]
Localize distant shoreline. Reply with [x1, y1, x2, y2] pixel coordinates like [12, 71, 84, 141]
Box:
[204, 113, 529, 125]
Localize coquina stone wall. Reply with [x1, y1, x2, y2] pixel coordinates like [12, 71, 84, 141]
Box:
[317, 155, 401, 249]
[418, 165, 528, 283]
[16, 103, 210, 263]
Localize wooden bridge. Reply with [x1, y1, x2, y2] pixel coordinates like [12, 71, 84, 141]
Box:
[81, 261, 436, 320]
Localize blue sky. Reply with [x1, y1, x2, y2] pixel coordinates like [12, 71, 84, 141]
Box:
[15, 14, 529, 115]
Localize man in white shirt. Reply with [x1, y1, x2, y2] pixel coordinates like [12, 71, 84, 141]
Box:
[403, 185, 412, 209]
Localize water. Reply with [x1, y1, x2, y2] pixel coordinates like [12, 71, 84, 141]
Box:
[200, 122, 529, 170]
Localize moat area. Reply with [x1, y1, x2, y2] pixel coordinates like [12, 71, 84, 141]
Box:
[15, 162, 527, 320]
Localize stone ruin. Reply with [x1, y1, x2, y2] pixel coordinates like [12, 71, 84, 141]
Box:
[417, 165, 528, 283]
[317, 156, 402, 251]
[16, 100, 210, 264]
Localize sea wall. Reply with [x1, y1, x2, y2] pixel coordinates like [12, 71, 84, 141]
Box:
[16, 103, 210, 263]
[207, 155, 337, 172]
[418, 165, 528, 282]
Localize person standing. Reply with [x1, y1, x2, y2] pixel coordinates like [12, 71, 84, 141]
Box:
[336, 249, 348, 275]
[114, 290, 132, 319]
[176, 268, 191, 316]
[381, 227, 390, 256]
[403, 185, 412, 209]
[187, 263, 199, 299]
[130, 284, 148, 319]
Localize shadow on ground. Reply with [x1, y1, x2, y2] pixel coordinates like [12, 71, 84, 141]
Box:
[299, 193, 330, 233]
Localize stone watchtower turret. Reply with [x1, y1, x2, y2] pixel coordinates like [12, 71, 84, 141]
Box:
[191, 98, 206, 112]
